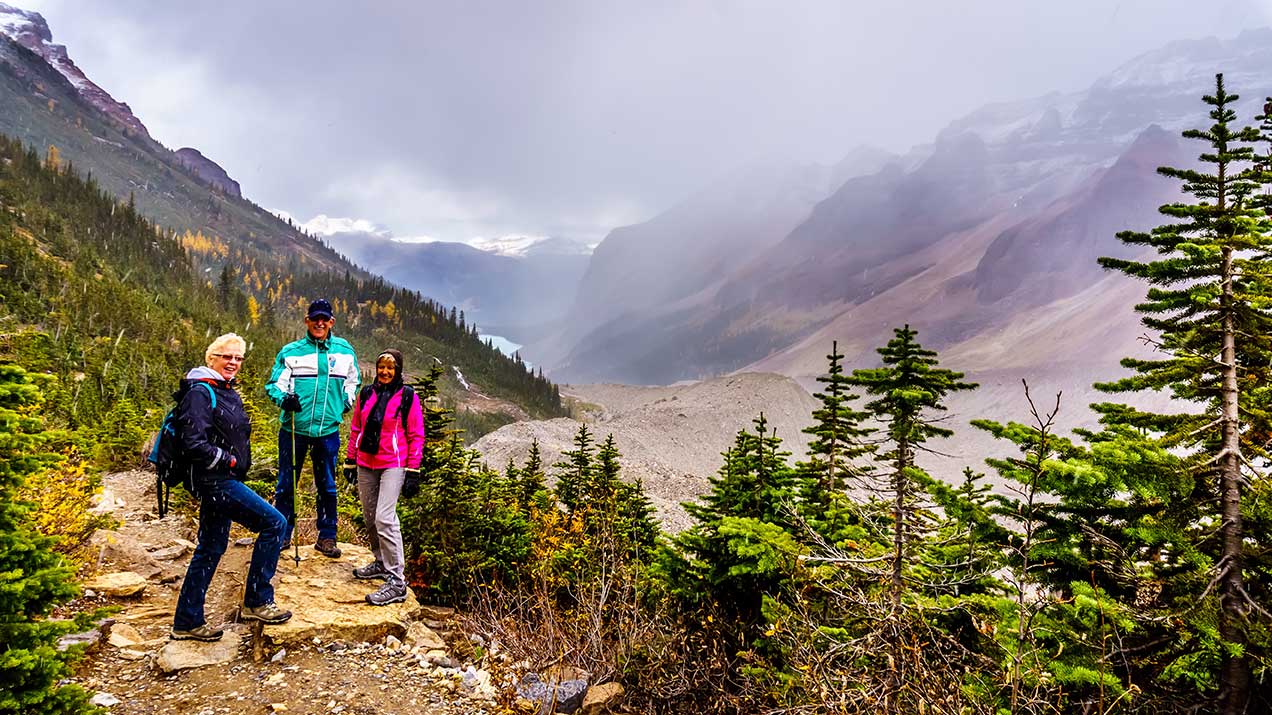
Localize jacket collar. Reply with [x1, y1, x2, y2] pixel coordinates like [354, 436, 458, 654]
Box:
[304, 332, 331, 350]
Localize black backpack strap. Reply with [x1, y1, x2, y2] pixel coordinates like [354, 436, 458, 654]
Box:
[399, 386, 415, 425]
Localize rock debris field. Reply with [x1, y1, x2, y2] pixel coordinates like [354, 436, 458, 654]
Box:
[474, 372, 820, 532]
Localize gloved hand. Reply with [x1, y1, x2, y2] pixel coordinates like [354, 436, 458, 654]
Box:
[401, 468, 422, 499]
[280, 393, 303, 412]
[343, 460, 358, 484]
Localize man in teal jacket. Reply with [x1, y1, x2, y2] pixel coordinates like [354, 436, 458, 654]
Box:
[265, 298, 359, 558]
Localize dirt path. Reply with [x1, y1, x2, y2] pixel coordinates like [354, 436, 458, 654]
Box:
[66, 472, 498, 715]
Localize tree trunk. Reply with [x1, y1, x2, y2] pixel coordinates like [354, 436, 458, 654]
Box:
[1219, 245, 1250, 715]
[891, 444, 907, 611]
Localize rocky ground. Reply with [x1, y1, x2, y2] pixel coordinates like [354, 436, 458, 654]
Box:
[63, 471, 622, 715]
[473, 372, 819, 532]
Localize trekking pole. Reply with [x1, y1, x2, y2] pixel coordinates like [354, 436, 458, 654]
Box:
[291, 410, 300, 567]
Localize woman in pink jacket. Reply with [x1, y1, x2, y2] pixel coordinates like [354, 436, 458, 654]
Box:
[343, 348, 425, 605]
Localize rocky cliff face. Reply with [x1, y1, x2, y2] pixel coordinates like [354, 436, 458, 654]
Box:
[173, 147, 242, 198]
[0, 3, 151, 139]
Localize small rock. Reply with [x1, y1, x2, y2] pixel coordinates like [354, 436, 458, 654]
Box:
[385, 635, 401, 652]
[83, 572, 148, 598]
[148, 544, 189, 560]
[108, 623, 143, 648]
[581, 682, 624, 714]
[271, 648, 287, 663]
[57, 617, 113, 652]
[84, 589, 97, 598]
[117, 649, 148, 661]
[518, 674, 589, 715]
[90, 692, 121, 707]
[266, 672, 286, 686]
[270, 704, 287, 713]
[234, 537, 255, 547]
[406, 622, 446, 651]
[173, 537, 197, 550]
[423, 650, 456, 668]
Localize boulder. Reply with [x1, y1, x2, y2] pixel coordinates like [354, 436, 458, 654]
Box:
[262, 543, 419, 646]
[83, 571, 148, 598]
[581, 682, 624, 714]
[156, 628, 243, 673]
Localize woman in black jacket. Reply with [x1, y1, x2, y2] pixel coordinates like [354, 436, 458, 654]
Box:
[171, 333, 292, 641]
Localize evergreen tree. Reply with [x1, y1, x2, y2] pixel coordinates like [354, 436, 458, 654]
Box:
[516, 439, 549, 513]
[846, 325, 977, 608]
[1096, 73, 1272, 713]
[553, 423, 595, 515]
[796, 341, 874, 539]
[0, 364, 99, 715]
[661, 414, 802, 620]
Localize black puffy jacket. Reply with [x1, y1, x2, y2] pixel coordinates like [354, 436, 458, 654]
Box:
[175, 376, 251, 490]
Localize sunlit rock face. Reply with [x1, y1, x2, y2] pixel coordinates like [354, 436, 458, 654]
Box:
[175, 147, 243, 198]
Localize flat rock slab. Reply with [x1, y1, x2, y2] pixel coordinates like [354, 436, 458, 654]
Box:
[264, 543, 419, 646]
[157, 629, 243, 673]
[83, 571, 148, 598]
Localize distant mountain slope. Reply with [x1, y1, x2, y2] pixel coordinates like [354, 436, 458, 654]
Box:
[545, 28, 1272, 387]
[323, 232, 589, 337]
[536, 151, 894, 378]
[0, 18, 342, 271]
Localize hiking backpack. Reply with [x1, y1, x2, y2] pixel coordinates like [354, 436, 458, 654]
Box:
[145, 382, 215, 517]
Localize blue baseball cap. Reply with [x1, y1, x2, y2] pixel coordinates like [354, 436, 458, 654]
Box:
[307, 298, 334, 320]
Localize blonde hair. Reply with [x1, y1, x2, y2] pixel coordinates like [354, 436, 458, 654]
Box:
[205, 333, 247, 366]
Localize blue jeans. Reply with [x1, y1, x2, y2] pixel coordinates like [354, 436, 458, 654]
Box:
[274, 430, 340, 543]
[174, 479, 286, 630]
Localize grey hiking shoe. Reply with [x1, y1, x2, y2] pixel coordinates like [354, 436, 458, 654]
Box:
[240, 601, 293, 624]
[366, 577, 408, 606]
[170, 624, 224, 642]
[353, 560, 388, 581]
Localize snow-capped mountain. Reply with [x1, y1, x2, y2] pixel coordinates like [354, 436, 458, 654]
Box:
[468, 235, 595, 258]
[0, 2, 150, 138]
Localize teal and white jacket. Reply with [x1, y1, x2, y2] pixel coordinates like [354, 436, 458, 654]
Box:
[265, 333, 360, 437]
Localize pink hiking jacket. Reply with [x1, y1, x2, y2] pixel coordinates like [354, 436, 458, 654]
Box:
[346, 386, 426, 470]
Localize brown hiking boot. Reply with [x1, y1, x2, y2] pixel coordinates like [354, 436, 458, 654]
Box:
[170, 624, 224, 642]
[315, 538, 342, 559]
[240, 601, 292, 624]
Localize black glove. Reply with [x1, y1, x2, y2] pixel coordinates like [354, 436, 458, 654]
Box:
[280, 393, 303, 412]
[343, 460, 358, 484]
[401, 469, 421, 498]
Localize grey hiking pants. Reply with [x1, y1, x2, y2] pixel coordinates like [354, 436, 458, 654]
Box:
[355, 466, 406, 582]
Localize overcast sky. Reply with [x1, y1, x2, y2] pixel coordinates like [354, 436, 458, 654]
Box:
[18, 1, 1272, 244]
